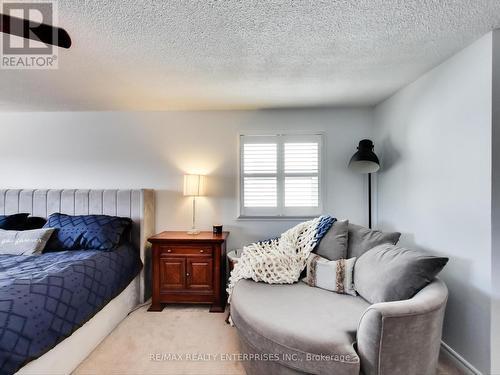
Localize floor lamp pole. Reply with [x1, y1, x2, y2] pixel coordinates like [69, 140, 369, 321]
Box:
[368, 173, 372, 229]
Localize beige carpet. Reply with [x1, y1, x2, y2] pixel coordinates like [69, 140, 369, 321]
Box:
[73, 305, 244, 375]
[74, 304, 463, 375]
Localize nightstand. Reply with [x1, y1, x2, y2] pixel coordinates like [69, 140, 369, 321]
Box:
[147, 231, 229, 313]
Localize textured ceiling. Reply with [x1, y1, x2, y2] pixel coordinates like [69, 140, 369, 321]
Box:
[1, 0, 500, 111]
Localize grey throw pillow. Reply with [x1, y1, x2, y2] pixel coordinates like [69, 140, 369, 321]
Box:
[347, 223, 401, 258]
[314, 219, 349, 260]
[354, 243, 448, 304]
[0, 228, 55, 255]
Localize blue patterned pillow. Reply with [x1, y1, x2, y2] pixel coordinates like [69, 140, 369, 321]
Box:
[0, 213, 29, 230]
[44, 214, 132, 251]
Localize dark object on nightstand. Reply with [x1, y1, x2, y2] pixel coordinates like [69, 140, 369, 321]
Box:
[147, 231, 229, 313]
[212, 224, 223, 234]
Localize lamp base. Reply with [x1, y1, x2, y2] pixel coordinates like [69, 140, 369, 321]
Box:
[187, 229, 200, 235]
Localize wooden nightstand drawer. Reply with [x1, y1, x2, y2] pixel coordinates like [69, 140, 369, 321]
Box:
[159, 245, 212, 256]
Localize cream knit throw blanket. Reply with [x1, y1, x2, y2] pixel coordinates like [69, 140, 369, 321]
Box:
[227, 215, 335, 302]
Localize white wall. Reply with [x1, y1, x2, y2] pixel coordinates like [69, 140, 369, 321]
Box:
[0, 109, 373, 250]
[491, 29, 500, 375]
[374, 33, 493, 374]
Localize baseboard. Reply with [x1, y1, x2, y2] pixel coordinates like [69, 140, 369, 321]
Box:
[440, 341, 482, 375]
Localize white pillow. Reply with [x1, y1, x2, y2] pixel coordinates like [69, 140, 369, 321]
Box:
[0, 228, 54, 255]
[304, 254, 357, 296]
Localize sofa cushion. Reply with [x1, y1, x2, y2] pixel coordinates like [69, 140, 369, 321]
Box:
[347, 223, 401, 258]
[231, 280, 369, 375]
[304, 254, 357, 296]
[354, 243, 449, 304]
[314, 219, 349, 260]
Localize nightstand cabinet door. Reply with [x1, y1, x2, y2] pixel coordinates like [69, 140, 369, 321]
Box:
[187, 258, 213, 290]
[159, 257, 186, 290]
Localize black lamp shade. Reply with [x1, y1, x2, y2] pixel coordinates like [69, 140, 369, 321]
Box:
[349, 139, 380, 173]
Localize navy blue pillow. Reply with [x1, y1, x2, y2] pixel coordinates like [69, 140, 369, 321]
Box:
[44, 213, 132, 251]
[0, 213, 29, 230]
[25, 216, 47, 230]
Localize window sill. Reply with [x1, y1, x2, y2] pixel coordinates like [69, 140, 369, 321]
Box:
[237, 215, 318, 221]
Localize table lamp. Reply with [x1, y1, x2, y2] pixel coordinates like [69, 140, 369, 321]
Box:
[183, 174, 206, 234]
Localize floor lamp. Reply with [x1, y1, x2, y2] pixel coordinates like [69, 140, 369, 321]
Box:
[348, 139, 380, 228]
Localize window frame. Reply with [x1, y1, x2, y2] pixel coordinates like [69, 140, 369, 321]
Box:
[238, 133, 325, 219]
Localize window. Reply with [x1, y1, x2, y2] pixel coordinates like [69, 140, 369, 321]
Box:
[239, 134, 323, 217]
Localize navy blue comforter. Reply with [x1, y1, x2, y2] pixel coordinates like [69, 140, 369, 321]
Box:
[0, 244, 142, 374]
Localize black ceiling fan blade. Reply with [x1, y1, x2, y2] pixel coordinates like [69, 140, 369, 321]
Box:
[0, 13, 71, 49]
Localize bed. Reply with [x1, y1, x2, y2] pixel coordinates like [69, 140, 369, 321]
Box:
[0, 189, 155, 375]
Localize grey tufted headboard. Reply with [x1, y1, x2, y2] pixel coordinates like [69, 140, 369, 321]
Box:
[0, 189, 155, 303]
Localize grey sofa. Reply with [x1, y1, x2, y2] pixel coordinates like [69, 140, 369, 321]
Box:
[230, 277, 448, 375]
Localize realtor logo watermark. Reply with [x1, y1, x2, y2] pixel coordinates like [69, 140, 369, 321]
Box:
[1, 1, 58, 69]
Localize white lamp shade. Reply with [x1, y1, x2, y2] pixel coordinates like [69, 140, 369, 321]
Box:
[348, 160, 380, 173]
[183, 174, 206, 196]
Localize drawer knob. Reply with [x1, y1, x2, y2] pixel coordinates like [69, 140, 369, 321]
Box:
[186, 273, 190, 277]
[167, 249, 172, 253]
[200, 250, 204, 253]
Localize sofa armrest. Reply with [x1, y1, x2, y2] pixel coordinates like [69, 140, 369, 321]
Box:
[356, 279, 448, 375]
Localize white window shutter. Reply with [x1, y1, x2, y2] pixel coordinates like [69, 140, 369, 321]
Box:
[283, 141, 320, 211]
[243, 143, 277, 174]
[243, 177, 277, 207]
[240, 134, 323, 217]
[240, 136, 279, 216]
[284, 176, 319, 207]
[284, 142, 319, 174]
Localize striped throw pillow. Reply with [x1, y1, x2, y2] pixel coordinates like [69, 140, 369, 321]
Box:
[304, 254, 357, 296]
